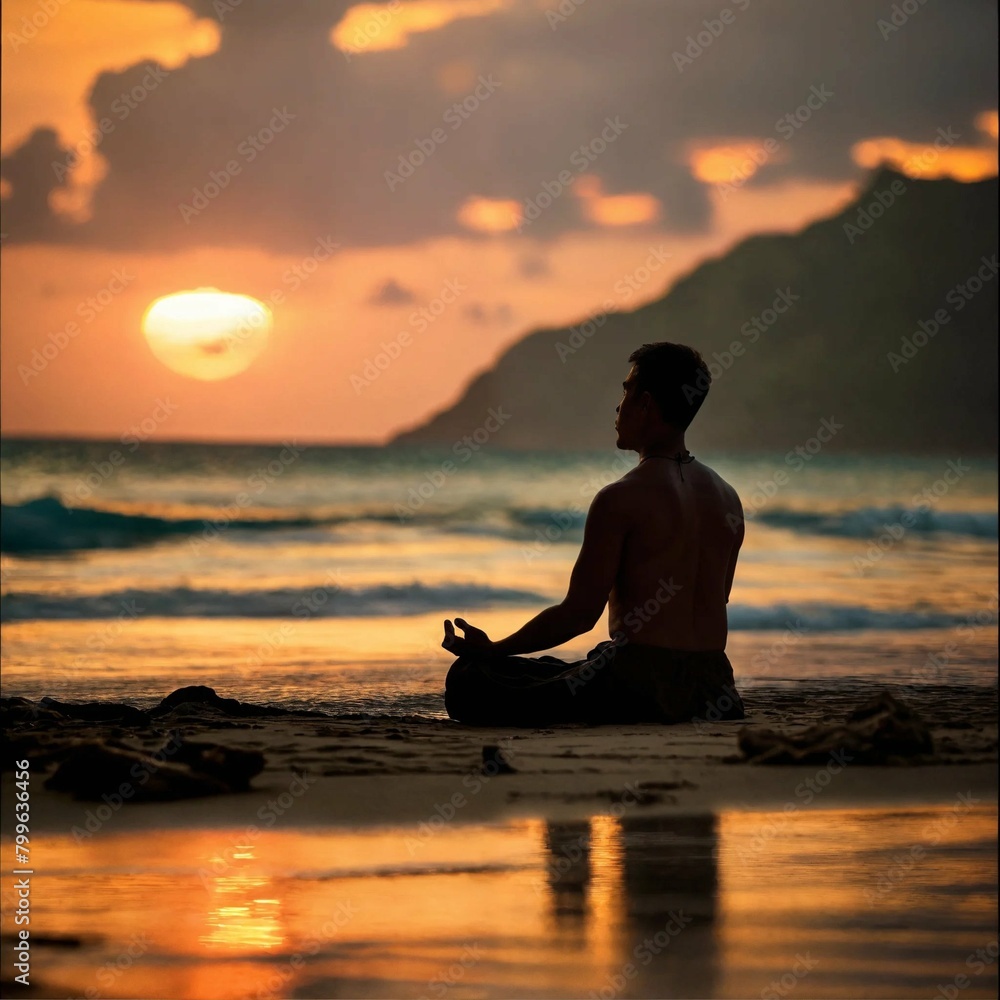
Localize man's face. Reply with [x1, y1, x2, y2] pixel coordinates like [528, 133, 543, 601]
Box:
[615, 366, 641, 449]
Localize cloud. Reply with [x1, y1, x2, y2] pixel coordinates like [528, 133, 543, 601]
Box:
[517, 252, 549, 278]
[457, 195, 522, 232]
[572, 175, 661, 227]
[851, 132, 998, 181]
[331, 0, 508, 55]
[686, 139, 792, 185]
[463, 300, 513, 325]
[1, 0, 996, 252]
[369, 277, 416, 304]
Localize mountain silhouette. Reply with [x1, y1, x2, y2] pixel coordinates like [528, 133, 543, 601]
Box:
[391, 168, 997, 454]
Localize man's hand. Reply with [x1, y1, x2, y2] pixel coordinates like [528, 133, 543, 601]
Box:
[442, 618, 494, 656]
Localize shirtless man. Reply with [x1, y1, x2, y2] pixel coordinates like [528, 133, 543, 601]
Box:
[442, 342, 746, 726]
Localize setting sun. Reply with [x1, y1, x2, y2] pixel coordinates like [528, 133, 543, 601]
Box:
[140, 288, 272, 381]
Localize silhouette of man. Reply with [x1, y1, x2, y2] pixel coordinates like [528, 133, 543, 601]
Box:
[442, 342, 746, 725]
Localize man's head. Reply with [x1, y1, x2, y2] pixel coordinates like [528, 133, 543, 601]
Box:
[615, 342, 711, 449]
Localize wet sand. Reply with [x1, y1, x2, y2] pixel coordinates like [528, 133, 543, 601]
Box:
[2, 680, 997, 998]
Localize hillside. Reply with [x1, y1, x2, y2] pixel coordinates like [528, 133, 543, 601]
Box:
[391, 169, 998, 453]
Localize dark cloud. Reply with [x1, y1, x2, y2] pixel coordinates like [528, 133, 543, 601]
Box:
[0, 127, 76, 242]
[369, 278, 417, 304]
[517, 253, 550, 278]
[2, 0, 996, 251]
[463, 301, 513, 325]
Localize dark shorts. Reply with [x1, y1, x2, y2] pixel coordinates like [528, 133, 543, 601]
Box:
[444, 639, 745, 727]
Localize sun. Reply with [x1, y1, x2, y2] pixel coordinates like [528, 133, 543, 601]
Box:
[141, 288, 272, 380]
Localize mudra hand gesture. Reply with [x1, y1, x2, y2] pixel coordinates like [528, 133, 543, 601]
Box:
[442, 618, 494, 656]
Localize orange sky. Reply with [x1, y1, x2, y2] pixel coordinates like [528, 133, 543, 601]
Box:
[1, 0, 996, 443]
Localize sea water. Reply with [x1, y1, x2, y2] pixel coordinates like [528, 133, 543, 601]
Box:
[1, 440, 996, 715]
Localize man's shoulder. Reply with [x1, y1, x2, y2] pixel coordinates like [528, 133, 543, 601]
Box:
[593, 478, 635, 505]
[694, 460, 741, 504]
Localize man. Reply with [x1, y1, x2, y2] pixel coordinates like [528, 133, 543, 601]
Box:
[442, 341, 746, 726]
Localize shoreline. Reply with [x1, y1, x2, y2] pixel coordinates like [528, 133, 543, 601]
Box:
[4, 678, 996, 835]
[2, 681, 997, 1000]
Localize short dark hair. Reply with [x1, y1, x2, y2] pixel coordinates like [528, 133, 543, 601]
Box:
[627, 342, 711, 429]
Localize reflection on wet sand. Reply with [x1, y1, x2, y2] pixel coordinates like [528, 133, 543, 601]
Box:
[1, 806, 995, 998]
[542, 813, 719, 999]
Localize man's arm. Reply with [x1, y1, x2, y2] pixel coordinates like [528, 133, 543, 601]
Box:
[490, 485, 630, 656]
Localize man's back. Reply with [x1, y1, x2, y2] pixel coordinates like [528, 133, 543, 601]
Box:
[444, 341, 749, 724]
[608, 458, 743, 651]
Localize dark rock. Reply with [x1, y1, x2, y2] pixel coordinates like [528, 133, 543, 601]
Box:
[0, 932, 96, 949]
[170, 739, 265, 791]
[1, 696, 56, 725]
[45, 742, 230, 801]
[737, 691, 934, 765]
[481, 744, 517, 774]
[150, 685, 327, 718]
[38, 697, 147, 724]
[3, 733, 77, 771]
[152, 686, 244, 715]
[43, 736, 266, 802]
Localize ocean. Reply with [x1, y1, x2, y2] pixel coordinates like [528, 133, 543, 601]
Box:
[1, 440, 997, 716]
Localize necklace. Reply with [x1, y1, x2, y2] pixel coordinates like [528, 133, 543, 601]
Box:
[640, 450, 695, 481]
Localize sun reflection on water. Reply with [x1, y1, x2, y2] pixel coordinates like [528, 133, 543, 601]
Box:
[1, 805, 995, 999]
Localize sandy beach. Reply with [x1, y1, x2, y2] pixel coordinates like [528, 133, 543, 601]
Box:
[3, 679, 997, 999]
